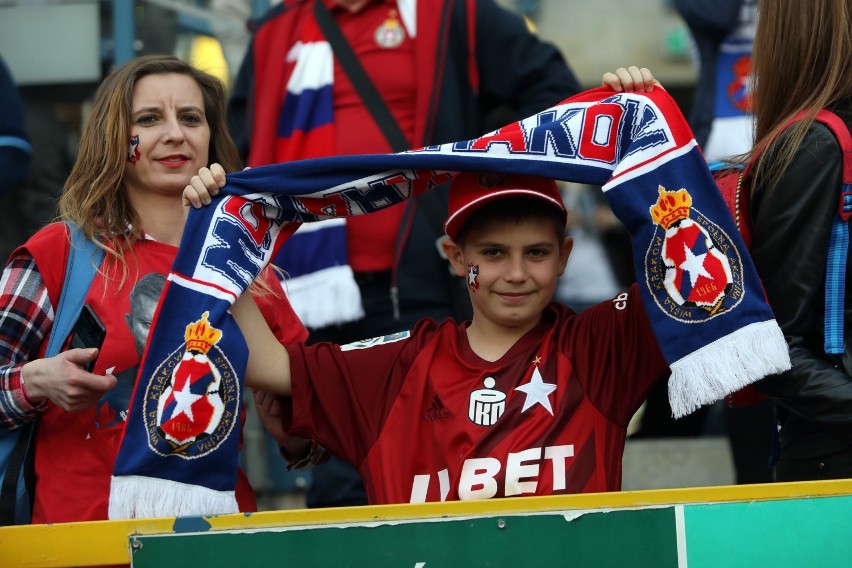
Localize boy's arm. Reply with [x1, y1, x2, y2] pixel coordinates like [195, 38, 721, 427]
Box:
[231, 291, 292, 395]
[183, 165, 294, 395]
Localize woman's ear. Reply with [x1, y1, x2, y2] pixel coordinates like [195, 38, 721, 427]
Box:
[441, 237, 467, 277]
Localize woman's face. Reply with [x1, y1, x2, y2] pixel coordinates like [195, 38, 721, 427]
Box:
[123, 73, 211, 201]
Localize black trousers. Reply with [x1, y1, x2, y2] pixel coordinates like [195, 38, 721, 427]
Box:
[775, 448, 852, 482]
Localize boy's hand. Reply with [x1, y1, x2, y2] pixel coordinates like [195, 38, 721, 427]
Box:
[183, 163, 226, 208]
[602, 66, 662, 93]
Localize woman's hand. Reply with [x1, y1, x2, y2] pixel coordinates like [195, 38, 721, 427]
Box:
[183, 163, 227, 208]
[602, 66, 662, 93]
[21, 349, 117, 412]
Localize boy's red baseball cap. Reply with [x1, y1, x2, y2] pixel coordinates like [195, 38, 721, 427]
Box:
[444, 172, 567, 239]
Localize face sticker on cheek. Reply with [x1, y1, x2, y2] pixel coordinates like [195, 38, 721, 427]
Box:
[467, 263, 480, 293]
[128, 134, 140, 164]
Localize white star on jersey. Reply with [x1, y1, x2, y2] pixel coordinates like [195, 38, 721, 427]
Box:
[171, 379, 203, 421]
[514, 366, 557, 415]
[679, 243, 712, 286]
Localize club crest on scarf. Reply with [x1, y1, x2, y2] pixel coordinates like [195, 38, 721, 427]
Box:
[143, 311, 239, 457]
[646, 185, 745, 321]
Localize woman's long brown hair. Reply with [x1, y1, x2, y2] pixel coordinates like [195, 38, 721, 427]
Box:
[748, 0, 852, 193]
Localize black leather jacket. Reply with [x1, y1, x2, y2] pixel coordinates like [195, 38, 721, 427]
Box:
[751, 101, 852, 459]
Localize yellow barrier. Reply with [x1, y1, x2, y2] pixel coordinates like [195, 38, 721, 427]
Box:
[2, 480, 851, 567]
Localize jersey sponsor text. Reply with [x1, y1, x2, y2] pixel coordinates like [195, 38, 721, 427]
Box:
[408, 444, 575, 502]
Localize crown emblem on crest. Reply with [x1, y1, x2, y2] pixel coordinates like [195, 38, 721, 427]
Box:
[650, 186, 693, 229]
[184, 311, 222, 354]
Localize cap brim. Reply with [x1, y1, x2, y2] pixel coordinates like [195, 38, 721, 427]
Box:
[444, 189, 566, 239]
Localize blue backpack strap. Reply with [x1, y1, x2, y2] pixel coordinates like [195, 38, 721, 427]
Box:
[816, 110, 852, 355]
[826, 196, 852, 354]
[45, 222, 105, 357]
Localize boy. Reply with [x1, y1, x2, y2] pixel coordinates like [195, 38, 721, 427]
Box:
[231, 171, 669, 504]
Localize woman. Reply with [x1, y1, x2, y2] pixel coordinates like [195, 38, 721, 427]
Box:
[748, 0, 852, 480]
[0, 55, 307, 523]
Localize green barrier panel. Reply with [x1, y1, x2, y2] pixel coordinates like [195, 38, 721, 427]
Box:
[131, 507, 679, 568]
[684, 494, 852, 568]
[129, 494, 852, 568]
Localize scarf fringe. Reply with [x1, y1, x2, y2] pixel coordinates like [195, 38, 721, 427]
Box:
[108, 475, 239, 520]
[283, 264, 365, 329]
[667, 319, 791, 418]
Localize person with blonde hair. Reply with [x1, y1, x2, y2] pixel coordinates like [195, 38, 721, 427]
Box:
[0, 54, 307, 524]
[746, 0, 852, 480]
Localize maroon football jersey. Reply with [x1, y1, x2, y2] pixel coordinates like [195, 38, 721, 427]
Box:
[285, 285, 668, 504]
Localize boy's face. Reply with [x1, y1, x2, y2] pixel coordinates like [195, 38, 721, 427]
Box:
[444, 217, 571, 334]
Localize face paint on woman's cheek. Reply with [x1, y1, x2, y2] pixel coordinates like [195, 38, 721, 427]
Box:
[467, 263, 480, 293]
[128, 134, 140, 164]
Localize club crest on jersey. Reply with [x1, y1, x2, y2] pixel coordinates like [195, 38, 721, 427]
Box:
[468, 377, 506, 427]
[645, 186, 745, 321]
[143, 312, 239, 458]
[374, 11, 405, 48]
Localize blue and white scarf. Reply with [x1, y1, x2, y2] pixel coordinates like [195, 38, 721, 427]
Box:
[108, 86, 791, 519]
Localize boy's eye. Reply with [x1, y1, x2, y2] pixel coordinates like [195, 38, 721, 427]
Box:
[481, 248, 503, 257]
[527, 248, 548, 258]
